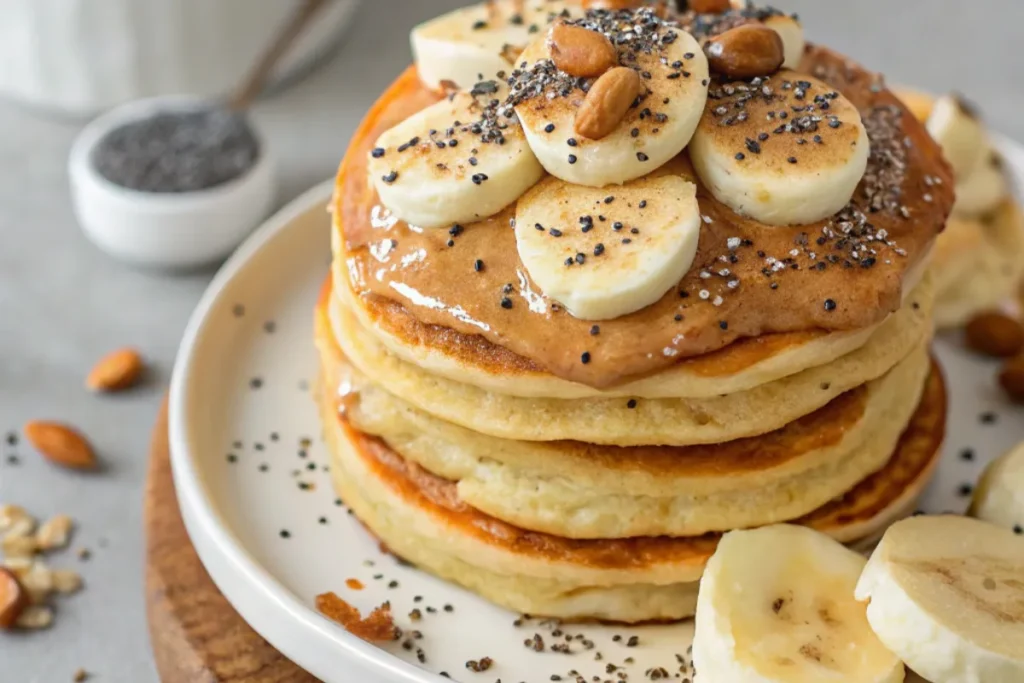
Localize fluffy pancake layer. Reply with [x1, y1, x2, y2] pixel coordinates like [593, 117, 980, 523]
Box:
[327, 272, 934, 447]
[318, 285, 932, 538]
[318, 357, 946, 623]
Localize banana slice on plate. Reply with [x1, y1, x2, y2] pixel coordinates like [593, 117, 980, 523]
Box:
[893, 87, 936, 123]
[514, 169, 701, 320]
[954, 149, 1008, 218]
[856, 515, 1024, 683]
[367, 86, 545, 229]
[693, 524, 905, 683]
[969, 442, 1024, 533]
[411, 0, 579, 90]
[513, 15, 709, 187]
[926, 94, 988, 179]
[689, 70, 869, 226]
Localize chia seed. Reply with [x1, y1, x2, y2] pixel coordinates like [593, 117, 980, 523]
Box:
[92, 108, 260, 193]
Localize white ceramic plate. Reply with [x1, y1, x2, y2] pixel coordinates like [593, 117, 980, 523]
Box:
[170, 141, 1024, 683]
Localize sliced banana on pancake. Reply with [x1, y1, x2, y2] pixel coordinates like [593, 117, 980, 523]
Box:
[693, 524, 904, 683]
[954, 149, 1008, 218]
[725, 2, 806, 68]
[926, 93, 987, 178]
[514, 171, 701, 320]
[893, 87, 936, 123]
[689, 70, 869, 226]
[411, 0, 579, 91]
[969, 442, 1024, 533]
[856, 515, 1024, 683]
[512, 15, 709, 187]
[368, 86, 544, 229]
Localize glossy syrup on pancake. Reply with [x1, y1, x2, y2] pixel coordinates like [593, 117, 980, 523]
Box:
[334, 48, 953, 388]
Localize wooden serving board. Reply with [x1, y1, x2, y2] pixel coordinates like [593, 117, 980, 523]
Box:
[144, 400, 317, 683]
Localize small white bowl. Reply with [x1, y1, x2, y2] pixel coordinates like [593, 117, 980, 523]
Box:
[69, 95, 276, 270]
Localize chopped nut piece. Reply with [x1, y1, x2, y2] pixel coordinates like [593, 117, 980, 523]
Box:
[2, 534, 39, 558]
[315, 592, 396, 641]
[2, 556, 33, 575]
[0, 505, 34, 535]
[73, 669, 89, 682]
[52, 570, 83, 595]
[37, 515, 74, 551]
[20, 562, 54, 604]
[0, 567, 28, 629]
[15, 604, 54, 630]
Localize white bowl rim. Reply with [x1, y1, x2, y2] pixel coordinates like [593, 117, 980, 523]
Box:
[168, 179, 443, 683]
[68, 94, 274, 213]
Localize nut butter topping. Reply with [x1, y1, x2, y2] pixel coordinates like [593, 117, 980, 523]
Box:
[336, 44, 952, 389]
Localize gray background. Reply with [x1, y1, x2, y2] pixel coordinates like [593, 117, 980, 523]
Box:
[1, 1, 1021, 681]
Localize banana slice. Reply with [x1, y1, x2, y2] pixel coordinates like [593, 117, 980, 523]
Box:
[513, 15, 709, 187]
[954, 149, 1008, 218]
[893, 87, 936, 123]
[514, 169, 700, 320]
[411, 0, 579, 91]
[969, 442, 1024, 533]
[694, 524, 904, 683]
[367, 87, 545, 229]
[689, 70, 869, 226]
[726, 2, 806, 68]
[926, 94, 987, 179]
[763, 14, 806, 68]
[856, 515, 1024, 683]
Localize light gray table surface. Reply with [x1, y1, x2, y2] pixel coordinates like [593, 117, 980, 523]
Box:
[1, 1, 1021, 681]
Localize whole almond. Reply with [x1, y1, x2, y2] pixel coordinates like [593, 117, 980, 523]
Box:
[86, 347, 144, 392]
[548, 22, 619, 78]
[704, 24, 785, 80]
[575, 67, 643, 140]
[965, 311, 1024, 358]
[0, 568, 28, 629]
[23, 421, 97, 470]
[689, 0, 731, 13]
[999, 356, 1024, 402]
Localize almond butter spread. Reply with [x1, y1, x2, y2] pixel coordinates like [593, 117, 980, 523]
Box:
[334, 46, 952, 389]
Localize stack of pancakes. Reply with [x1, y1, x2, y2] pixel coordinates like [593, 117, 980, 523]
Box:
[316, 5, 954, 623]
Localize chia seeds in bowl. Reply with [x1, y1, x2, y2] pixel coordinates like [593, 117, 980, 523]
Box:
[91, 108, 261, 193]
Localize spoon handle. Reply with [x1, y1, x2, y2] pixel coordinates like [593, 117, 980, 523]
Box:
[229, 0, 331, 111]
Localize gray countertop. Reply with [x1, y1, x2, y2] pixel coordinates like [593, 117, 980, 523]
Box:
[1, 1, 1021, 680]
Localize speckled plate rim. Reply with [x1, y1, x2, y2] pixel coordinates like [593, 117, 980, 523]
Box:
[168, 179, 443, 683]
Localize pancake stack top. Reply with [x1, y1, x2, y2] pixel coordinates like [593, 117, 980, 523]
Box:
[318, 0, 954, 624]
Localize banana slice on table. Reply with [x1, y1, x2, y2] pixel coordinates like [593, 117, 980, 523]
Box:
[514, 169, 701, 320]
[513, 18, 709, 187]
[411, 0, 579, 91]
[856, 515, 1024, 683]
[367, 87, 545, 229]
[969, 442, 1024, 533]
[927, 94, 988, 179]
[954, 149, 1008, 218]
[693, 524, 904, 683]
[689, 70, 869, 226]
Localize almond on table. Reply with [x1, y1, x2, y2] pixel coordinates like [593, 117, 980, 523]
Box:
[23, 421, 98, 470]
[85, 347, 144, 392]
